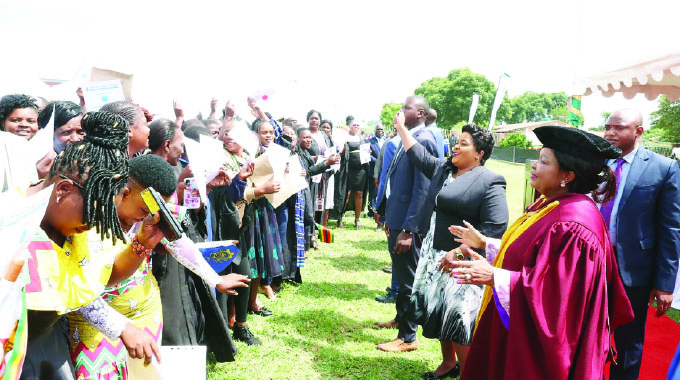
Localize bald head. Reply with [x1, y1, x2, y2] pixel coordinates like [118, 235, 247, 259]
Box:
[607, 109, 643, 128]
[407, 95, 430, 113]
[604, 108, 644, 157]
[404, 96, 430, 128]
[425, 108, 437, 126]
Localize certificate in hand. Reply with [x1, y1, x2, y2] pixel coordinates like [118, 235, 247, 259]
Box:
[359, 143, 371, 164]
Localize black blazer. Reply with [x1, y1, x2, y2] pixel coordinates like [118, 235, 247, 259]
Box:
[406, 142, 509, 251]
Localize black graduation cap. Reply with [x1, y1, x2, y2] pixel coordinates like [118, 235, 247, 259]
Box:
[533, 125, 621, 164]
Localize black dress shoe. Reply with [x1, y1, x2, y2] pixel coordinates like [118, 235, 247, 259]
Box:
[421, 363, 460, 379]
[247, 307, 273, 317]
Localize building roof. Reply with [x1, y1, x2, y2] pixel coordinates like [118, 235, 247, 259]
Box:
[492, 120, 570, 133]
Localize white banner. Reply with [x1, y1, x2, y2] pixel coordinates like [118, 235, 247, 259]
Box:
[488, 73, 510, 130]
[468, 93, 479, 124]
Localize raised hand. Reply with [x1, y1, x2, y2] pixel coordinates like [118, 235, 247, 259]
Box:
[394, 110, 406, 129]
[449, 220, 486, 250]
[173, 99, 184, 119]
[238, 162, 254, 180]
[224, 100, 235, 119]
[137, 213, 163, 249]
[208, 170, 231, 190]
[36, 150, 57, 179]
[263, 181, 281, 194]
[325, 154, 340, 166]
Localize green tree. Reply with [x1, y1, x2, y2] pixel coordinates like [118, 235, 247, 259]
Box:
[642, 127, 666, 143]
[414, 68, 511, 129]
[601, 111, 611, 126]
[650, 95, 680, 143]
[379, 102, 402, 132]
[506, 92, 568, 123]
[498, 133, 533, 148]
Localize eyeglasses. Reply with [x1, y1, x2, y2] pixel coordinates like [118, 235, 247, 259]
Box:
[59, 174, 86, 197]
[351, 124, 360, 127]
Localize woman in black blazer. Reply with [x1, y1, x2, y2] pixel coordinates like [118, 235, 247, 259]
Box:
[393, 112, 509, 380]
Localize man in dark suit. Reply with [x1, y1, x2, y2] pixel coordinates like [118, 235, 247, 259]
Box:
[376, 95, 438, 353]
[603, 109, 680, 380]
[367, 124, 386, 219]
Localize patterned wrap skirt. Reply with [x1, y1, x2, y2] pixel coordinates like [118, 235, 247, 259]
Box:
[408, 212, 483, 345]
[67, 261, 162, 379]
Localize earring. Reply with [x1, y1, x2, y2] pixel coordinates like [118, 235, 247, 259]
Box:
[560, 180, 566, 188]
[56, 195, 62, 203]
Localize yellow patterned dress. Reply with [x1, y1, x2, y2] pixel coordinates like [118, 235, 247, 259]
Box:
[67, 235, 162, 380]
[23, 229, 115, 315]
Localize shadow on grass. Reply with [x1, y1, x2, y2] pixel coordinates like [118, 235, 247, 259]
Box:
[296, 280, 377, 301]
[278, 333, 432, 380]
[275, 309, 380, 345]
[312, 345, 431, 380]
[275, 310, 429, 377]
[319, 252, 387, 272]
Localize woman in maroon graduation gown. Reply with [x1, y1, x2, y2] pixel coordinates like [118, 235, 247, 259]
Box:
[444, 125, 634, 380]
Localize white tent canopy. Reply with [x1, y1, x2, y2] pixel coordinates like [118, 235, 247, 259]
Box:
[577, 52, 680, 102]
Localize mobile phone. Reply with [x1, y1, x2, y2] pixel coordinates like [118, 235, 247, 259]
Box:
[140, 187, 183, 242]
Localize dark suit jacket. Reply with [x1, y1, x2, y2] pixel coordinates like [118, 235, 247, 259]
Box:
[406, 142, 508, 251]
[368, 136, 382, 179]
[384, 126, 437, 233]
[613, 147, 680, 292]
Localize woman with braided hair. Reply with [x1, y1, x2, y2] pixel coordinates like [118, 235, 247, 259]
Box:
[67, 154, 248, 379]
[20, 111, 165, 380]
[99, 101, 150, 158]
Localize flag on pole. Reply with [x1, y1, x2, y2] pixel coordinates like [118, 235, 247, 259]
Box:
[567, 95, 583, 128]
[468, 93, 479, 124]
[488, 73, 510, 130]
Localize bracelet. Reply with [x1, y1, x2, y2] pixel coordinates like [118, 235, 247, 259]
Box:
[132, 236, 153, 259]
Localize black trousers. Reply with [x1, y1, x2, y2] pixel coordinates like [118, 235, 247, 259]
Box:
[387, 228, 420, 343]
[609, 284, 653, 380]
[216, 255, 251, 324]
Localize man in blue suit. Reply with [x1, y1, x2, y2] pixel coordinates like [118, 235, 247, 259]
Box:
[603, 109, 680, 380]
[425, 108, 445, 159]
[367, 124, 386, 219]
[376, 96, 438, 353]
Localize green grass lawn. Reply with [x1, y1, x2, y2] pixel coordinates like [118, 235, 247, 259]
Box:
[208, 215, 442, 379]
[485, 159, 527, 221]
[208, 158, 678, 379]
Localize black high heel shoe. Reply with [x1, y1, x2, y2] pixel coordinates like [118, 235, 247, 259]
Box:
[421, 363, 460, 380]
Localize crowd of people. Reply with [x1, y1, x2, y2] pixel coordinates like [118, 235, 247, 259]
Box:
[0, 90, 678, 380]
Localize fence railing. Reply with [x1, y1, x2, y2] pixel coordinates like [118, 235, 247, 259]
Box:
[491, 146, 540, 163]
[492, 145, 678, 164]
